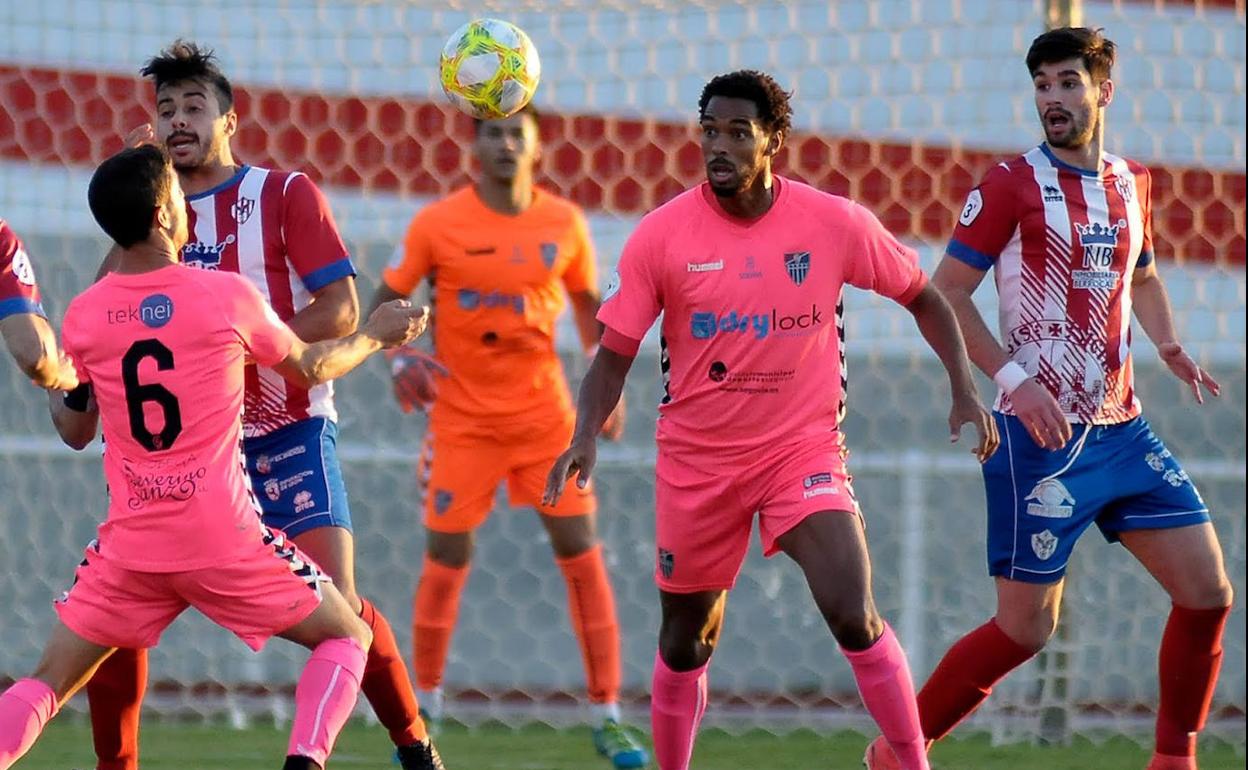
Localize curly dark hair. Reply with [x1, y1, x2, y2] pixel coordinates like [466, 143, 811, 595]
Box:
[1026, 27, 1116, 84]
[141, 39, 234, 112]
[698, 70, 793, 135]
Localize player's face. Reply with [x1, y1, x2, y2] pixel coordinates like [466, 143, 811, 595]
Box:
[474, 113, 540, 183]
[699, 96, 779, 198]
[1032, 58, 1110, 149]
[155, 80, 237, 170]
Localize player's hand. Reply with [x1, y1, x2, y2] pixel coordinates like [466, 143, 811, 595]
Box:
[949, 389, 998, 463]
[600, 395, 626, 441]
[543, 439, 597, 506]
[1010, 378, 1071, 450]
[363, 301, 430, 349]
[125, 123, 157, 148]
[36, 351, 80, 392]
[385, 346, 448, 414]
[1158, 342, 1220, 404]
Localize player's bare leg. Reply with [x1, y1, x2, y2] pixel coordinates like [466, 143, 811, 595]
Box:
[652, 588, 725, 770]
[1120, 523, 1233, 770]
[0, 622, 112, 768]
[292, 525, 441, 769]
[540, 512, 647, 768]
[276, 579, 373, 770]
[776, 510, 928, 770]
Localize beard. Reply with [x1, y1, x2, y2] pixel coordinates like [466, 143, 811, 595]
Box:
[1046, 108, 1097, 149]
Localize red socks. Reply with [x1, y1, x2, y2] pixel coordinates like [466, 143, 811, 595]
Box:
[358, 597, 428, 745]
[88, 646, 148, 770]
[916, 619, 1035, 741]
[1155, 603, 1230, 757]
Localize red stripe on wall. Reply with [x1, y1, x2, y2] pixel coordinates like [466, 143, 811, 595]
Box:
[0, 64, 1243, 265]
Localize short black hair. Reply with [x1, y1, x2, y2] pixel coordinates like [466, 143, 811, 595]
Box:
[88, 145, 174, 248]
[141, 39, 234, 112]
[1026, 27, 1116, 84]
[472, 101, 541, 135]
[698, 70, 793, 135]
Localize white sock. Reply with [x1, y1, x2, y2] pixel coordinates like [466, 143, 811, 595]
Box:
[417, 687, 445, 720]
[591, 700, 622, 724]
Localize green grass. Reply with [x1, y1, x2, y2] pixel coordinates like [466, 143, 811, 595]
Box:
[16, 719, 1243, 769]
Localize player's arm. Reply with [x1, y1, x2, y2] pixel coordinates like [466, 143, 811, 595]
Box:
[568, 289, 626, 441]
[0, 313, 78, 390]
[285, 276, 359, 342]
[932, 258, 1069, 449]
[1131, 260, 1220, 403]
[901, 281, 998, 462]
[272, 299, 430, 388]
[543, 332, 636, 504]
[48, 385, 98, 450]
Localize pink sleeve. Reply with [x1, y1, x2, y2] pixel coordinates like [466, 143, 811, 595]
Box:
[0, 222, 45, 320]
[842, 202, 927, 304]
[221, 275, 298, 366]
[596, 219, 663, 340]
[282, 174, 357, 293]
[946, 164, 1019, 271]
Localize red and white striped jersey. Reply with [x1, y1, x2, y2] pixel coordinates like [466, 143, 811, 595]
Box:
[948, 144, 1154, 425]
[180, 165, 355, 437]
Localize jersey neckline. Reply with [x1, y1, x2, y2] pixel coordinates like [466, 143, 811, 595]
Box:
[698, 175, 790, 229]
[1038, 143, 1108, 179]
[186, 165, 253, 202]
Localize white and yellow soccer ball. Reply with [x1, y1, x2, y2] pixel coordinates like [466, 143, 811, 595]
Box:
[439, 18, 541, 120]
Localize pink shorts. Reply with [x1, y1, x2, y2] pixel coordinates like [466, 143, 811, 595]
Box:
[654, 435, 861, 593]
[55, 529, 328, 651]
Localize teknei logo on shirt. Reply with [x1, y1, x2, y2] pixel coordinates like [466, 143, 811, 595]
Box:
[138, 294, 174, 328]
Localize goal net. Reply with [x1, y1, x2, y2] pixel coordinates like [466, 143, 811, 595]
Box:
[0, 0, 1243, 748]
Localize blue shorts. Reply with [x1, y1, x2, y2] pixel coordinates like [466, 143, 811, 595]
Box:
[984, 413, 1209, 584]
[243, 417, 352, 539]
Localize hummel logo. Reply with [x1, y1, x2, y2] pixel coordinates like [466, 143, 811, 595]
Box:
[687, 260, 723, 273]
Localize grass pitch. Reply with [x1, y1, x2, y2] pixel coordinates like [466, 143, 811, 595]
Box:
[17, 718, 1243, 769]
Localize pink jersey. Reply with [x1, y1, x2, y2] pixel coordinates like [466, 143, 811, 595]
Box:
[949, 144, 1152, 424]
[600, 176, 926, 455]
[0, 220, 44, 320]
[180, 166, 355, 437]
[61, 265, 298, 572]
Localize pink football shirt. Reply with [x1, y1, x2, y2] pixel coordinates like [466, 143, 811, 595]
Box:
[599, 176, 926, 455]
[61, 265, 297, 572]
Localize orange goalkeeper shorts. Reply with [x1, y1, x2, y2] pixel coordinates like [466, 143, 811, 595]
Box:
[417, 412, 597, 533]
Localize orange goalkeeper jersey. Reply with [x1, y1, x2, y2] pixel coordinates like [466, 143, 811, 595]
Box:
[382, 186, 596, 435]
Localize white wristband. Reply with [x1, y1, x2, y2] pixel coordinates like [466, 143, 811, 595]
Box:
[993, 361, 1030, 395]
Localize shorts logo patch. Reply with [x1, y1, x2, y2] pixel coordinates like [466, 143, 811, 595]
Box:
[293, 489, 314, 513]
[802, 471, 839, 499]
[803, 472, 834, 488]
[1031, 529, 1059, 561]
[1025, 478, 1074, 519]
[255, 454, 272, 475]
[433, 490, 453, 516]
[1162, 469, 1189, 488]
[658, 548, 675, 579]
[263, 478, 281, 502]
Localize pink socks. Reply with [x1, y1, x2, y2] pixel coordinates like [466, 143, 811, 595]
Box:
[650, 652, 709, 770]
[0, 678, 58, 770]
[287, 638, 368, 767]
[843, 624, 929, 770]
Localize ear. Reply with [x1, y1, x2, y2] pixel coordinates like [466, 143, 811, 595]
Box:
[1098, 78, 1114, 109]
[222, 109, 239, 137]
[155, 202, 173, 230]
[765, 130, 786, 158]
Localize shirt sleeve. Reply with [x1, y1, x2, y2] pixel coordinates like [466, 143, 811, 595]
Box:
[596, 217, 663, 341]
[0, 222, 45, 320]
[842, 202, 927, 304]
[560, 207, 598, 295]
[282, 173, 357, 293]
[1137, 166, 1155, 268]
[221, 275, 298, 367]
[381, 209, 435, 296]
[946, 164, 1019, 270]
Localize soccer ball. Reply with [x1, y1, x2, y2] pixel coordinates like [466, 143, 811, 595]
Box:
[439, 19, 541, 120]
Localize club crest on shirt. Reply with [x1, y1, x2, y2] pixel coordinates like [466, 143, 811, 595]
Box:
[231, 196, 256, 225]
[11, 246, 36, 285]
[783, 251, 810, 286]
[540, 242, 558, 269]
[1114, 176, 1135, 203]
